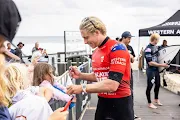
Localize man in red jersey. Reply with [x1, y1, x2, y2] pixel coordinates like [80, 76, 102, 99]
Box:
[67, 16, 133, 120]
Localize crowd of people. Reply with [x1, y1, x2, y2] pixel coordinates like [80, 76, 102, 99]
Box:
[4, 41, 48, 64]
[0, 0, 70, 119]
[0, 0, 172, 120]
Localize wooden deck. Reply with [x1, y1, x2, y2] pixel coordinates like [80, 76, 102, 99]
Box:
[82, 71, 180, 120]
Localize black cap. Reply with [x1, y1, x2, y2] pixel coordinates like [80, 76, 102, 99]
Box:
[115, 37, 119, 41]
[17, 42, 24, 46]
[0, 0, 21, 43]
[121, 31, 134, 38]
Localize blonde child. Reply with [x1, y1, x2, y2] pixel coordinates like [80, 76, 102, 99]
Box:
[5, 63, 53, 104]
[0, 54, 11, 120]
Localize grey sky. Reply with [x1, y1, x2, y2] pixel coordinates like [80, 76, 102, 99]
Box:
[14, 0, 180, 36]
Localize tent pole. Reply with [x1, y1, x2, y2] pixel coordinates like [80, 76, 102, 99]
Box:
[137, 36, 140, 82]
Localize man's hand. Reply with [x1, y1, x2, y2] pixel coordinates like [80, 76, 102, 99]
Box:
[66, 85, 83, 95]
[130, 54, 134, 59]
[161, 63, 169, 68]
[48, 107, 68, 120]
[130, 54, 134, 63]
[69, 66, 81, 79]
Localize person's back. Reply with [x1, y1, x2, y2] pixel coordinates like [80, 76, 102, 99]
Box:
[9, 95, 53, 120]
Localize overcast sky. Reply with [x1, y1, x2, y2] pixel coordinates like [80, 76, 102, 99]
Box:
[14, 0, 180, 37]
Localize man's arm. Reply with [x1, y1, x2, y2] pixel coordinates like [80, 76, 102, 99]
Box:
[67, 44, 129, 94]
[145, 47, 168, 68]
[79, 72, 97, 82]
[148, 61, 168, 67]
[130, 46, 135, 63]
[4, 49, 20, 60]
[130, 54, 134, 63]
[86, 79, 119, 93]
[69, 66, 97, 82]
[86, 44, 128, 93]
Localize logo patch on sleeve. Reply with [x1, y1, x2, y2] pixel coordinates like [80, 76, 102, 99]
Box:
[111, 44, 126, 52]
[145, 48, 151, 52]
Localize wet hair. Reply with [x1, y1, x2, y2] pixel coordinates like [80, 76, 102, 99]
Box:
[79, 16, 107, 35]
[150, 33, 160, 42]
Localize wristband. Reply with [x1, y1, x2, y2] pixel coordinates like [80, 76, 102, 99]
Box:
[81, 84, 87, 93]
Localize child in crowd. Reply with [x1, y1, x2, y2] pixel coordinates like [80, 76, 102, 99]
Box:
[5, 63, 53, 105]
[33, 62, 76, 106]
[5, 63, 53, 119]
[0, 54, 11, 120]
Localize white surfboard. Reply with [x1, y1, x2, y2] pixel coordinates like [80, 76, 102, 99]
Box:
[158, 45, 180, 72]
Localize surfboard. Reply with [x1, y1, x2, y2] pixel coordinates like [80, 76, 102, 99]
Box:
[158, 45, 180, 72]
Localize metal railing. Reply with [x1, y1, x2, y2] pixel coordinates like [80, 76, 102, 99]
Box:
[49, 55, 91, 120]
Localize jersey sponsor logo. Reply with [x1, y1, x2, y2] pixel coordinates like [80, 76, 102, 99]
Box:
[93, 67, 109, 71]
[101, 56, 104, 62]
[162, 21, 180, 26]
[145, 48, 151, 52]
[95, 72, 109, 78]
[111, 44, 126, 52]
[145, 54, 151, 58]
[111, 57, 126, 65]
[99, 92, 117, 96]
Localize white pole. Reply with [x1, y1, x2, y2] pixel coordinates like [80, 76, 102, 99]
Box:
[137, 36, 141, 82]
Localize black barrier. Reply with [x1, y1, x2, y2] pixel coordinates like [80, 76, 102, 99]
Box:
[75, 63, 91, 120]
[49, 59, 91, 120]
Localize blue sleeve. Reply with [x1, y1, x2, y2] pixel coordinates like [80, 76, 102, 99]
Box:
[10, 49, 15, 54]
[144, 47, 152, 63]
[0, 106, 11, 120]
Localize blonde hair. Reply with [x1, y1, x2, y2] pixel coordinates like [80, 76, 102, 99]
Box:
[5, 63, 29, 100]
[79, 16, 107, 35]
[33, 63, 53, 86]
[0, 54, 10, 106]
[150, 33, 160, 42]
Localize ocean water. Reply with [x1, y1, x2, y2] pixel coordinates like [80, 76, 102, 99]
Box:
[8, 35, 180, 57]
[11, 36, 89, 56]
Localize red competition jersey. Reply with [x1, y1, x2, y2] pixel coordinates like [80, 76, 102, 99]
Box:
[92, 38, 131, 98]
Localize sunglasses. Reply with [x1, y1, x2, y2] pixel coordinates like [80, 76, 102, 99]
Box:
[82, 17, 97, 29]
